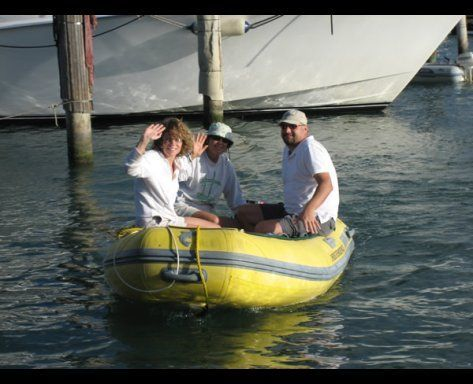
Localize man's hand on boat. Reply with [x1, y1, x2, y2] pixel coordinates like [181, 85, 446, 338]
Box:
[298, 210, 322, 234]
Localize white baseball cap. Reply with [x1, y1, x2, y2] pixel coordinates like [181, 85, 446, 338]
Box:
[278, 109, 308, 126]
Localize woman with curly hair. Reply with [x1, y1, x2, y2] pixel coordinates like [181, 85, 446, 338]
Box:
[125, 117, 220, 229]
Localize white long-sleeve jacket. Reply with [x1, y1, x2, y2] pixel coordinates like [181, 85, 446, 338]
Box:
[125, 148, 181, 227]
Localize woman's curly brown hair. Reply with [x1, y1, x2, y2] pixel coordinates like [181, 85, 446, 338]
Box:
[152, 117, 193, 157]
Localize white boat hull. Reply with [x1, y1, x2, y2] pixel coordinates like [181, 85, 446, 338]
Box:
[0, 15, 462, 118]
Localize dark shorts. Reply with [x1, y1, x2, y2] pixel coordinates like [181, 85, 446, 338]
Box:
[260, 202, 288, 220]
[259, 202, 336, 238]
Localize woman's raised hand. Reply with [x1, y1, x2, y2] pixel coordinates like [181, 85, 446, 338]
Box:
[136, 123, 166, 154]
[143, 123, 166, 141]
[192, 132, 208, 159]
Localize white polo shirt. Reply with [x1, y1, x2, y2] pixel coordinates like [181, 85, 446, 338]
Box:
[125, 148, 182, 227]
[282, 135, 339, 224]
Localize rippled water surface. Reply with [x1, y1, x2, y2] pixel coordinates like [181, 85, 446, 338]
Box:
[1, 36, 473, 369]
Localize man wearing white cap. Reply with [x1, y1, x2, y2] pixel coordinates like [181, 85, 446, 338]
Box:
[175, 122, 247, 227]
[237, 109, 339, 237]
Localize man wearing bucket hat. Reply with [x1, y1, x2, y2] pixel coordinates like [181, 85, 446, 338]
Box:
[237, 109, 339, 237]
[175, 122, 247, 227]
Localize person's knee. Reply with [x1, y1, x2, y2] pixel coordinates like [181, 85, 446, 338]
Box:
[254, 222, 265, 233]
[202, 216, 220, 227]
[193, 210, 219, 224]
[202, 219, 220, 228]
[255, 220, 271, 233]
[185, 216, 221, 228]
[208, 215, 220, 224]
[255, 219, 283, 235]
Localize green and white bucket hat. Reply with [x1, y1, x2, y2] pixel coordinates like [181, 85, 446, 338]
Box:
[207, 122, 234, 147]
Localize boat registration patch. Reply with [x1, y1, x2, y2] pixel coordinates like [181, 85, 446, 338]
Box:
[330, 246, 344, 262]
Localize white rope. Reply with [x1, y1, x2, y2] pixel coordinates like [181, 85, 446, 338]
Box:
[111, 225, 181, 294]
[249, 15, 284, 29]
[51, 103, 59, 127]
[167, 226, 181, 275]
[148, 15, 188, 29]
[0, 99, 92, 125]
[0, 103, 61, 121]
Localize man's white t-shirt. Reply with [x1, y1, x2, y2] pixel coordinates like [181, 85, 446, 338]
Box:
[176, 152, 246, 212]
[282, 135, 339, 224]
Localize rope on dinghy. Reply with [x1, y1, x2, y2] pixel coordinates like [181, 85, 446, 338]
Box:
[194, 226, 209, 311]
[111, 226, 181, 293]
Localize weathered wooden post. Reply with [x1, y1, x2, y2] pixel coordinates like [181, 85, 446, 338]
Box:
[197, 15, 224, 127]
[456, 15, 469, 55]
[456, 15, 473, 82]
[54, 15, 94, 166]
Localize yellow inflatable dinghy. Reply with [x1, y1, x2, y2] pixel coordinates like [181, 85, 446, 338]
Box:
[104, 219, 354, 309]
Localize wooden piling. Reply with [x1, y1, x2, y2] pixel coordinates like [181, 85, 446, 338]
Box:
[54, 15, 93, 166]
[456, 16, 469, 55]
[197, 15, 224, 127]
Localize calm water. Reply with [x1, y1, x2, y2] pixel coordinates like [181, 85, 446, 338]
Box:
[1, 36, 473, 369]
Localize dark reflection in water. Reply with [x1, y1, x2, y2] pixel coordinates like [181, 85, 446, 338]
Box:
[60, 165, 114, 258]
[105, 287, 347, 369]
[53, 166, 112, 323]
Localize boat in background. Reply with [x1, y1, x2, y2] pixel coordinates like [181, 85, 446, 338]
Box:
[412, 63, 465, 83]
[412, 49, 473, 83]
[0, 15, 462, 119]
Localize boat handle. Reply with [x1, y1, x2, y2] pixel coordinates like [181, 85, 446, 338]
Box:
[161, 268, 208, 283]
